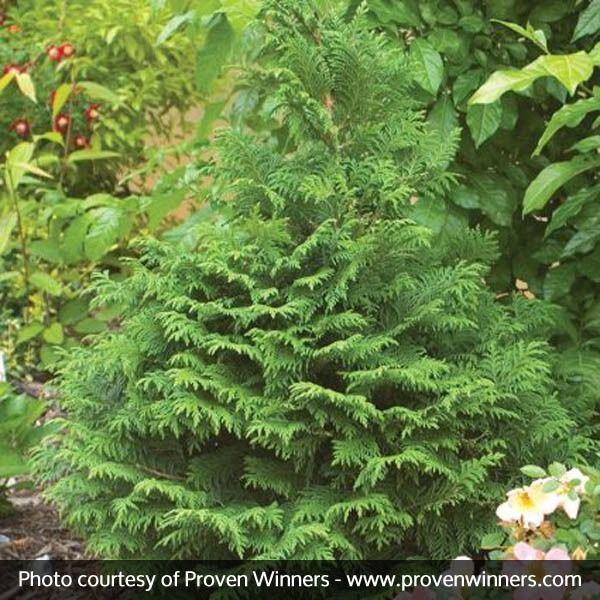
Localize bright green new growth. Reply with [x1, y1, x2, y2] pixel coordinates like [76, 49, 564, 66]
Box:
[36, 1, 581, 559]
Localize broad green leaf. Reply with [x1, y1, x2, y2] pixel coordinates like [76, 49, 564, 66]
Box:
[0, 213, 17, 255]
[33, 132, 65, 146]
[546, 186, 600, 237]
[195, 13, 235, 94]
[409, 197, 448, 234]
[11, 162, 52, 180]
[0, 446, 29, 478]
[469, 59, 547, 104]
[492, 19, 548, 52]
[52, 83, 73, 118]
[145, 190, 186, 230]
[30, 239, 63, 264]
[59, 298, 89, 325]
[539, 52, 594, 95]
[77, 81, 120, 105]
[470, 173, 517, 225]
[196, 101, 226, 141]
[453, 69, 483, 105]
[562, 216, 600, 256]
[534, 96, 600, 156]
[67, 150, 119, 163]
[452, 185, 480, 210]
[43, 323, 64, 345]
[524, 156, 600, 214]
[84, 207, 123, 261]
[16, 322, 44, 344]
[466, 101, 503, 147]
[30, 271, 63, 296]
[5, 142, 35, 190]
[573, 0, 600, 41]
[74, 318, 107, 334]
[570, 135, 600, 153]
[367, 0, 421, 26]
[16, 72, 36, 103]
[410, 39, 444, 96]
[591, 42, 600, 65]
[544, 263, 576, 300]
[156, 10, 195, 45]
[428, 95, 459, 138]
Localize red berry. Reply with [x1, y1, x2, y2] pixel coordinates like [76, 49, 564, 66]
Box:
[53, 112, 71, 134]
[47, 45, 62, 62]
[10, 118, 30, 138]
[74, 134, 89, 149]
[60, 42, 75, 58]
[85, 104, 100, 122]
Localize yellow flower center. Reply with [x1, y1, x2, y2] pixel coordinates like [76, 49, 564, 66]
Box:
[515, 491, 535, 511]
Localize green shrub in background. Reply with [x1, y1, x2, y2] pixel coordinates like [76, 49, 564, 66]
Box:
[36, 1, 588, 559]
[0, 0, 257, 376]
[355, 0, 599, 353]
[0, 0, 200, 193]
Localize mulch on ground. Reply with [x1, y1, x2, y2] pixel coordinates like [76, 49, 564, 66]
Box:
[0, 484, 84, 560]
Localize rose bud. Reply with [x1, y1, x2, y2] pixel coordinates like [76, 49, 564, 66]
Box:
[74, 134, 89, 148]
[60, 42, 75, 59]
[85, 103, 100, 122]
[10, 118, 30, 138]
[47, 45, 62, 62]
[2, 63, 22, 76]
[53, 112, 71, 134]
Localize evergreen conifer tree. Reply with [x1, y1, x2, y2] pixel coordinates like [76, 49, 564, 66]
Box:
[36, 1, 584, 559]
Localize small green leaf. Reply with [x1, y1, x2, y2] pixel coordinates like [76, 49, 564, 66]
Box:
[466, 101, 503, 147]
[411, 38, 444, 96]
[543, 479, 561, 493]
[520, 465, 547, 478]
[43, 323, 64, 345]
[30, 272, 63, 296]
[548, 462, 567, 478]
[481, 532, 505, 549]
[524, 157, 600, 214]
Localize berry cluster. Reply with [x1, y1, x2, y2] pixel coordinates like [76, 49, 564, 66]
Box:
[4, 31, 101, 146]
[46, 43, 75, 63]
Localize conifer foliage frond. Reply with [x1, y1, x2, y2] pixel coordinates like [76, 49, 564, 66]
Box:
[35, 0, 581, 559]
